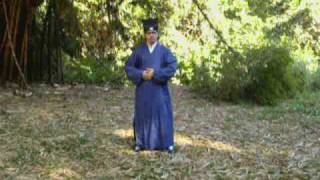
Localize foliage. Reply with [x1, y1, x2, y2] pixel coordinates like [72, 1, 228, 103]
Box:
[310, 68, 320, 91]
[2, 0, 319, 104]
[64, 57, 125, 85]
[175, 0, 319, 104]
[187, 58, 218, 98]
[291, 60, 311, 92]
[187, 45, 305, 105]
[244, 46, 297, 105]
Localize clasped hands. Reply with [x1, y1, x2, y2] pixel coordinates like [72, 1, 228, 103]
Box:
[142, 68, 154, 80]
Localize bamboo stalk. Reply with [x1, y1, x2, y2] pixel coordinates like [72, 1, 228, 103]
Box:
[5, 0, 14, 80]
[2, 0, 17, 81]
[24, 6, 32, 78]
[0, 25, 7, 50]
[53, 1, 63, 83]
[2, 1, 28, 88]
[20, 24, 27, 75]
[9, 0, 21, 81]
[47, 0, 53, 84]
[19, 2, 28, 74]
[20, 28, 26, 72]
[5, 0, 16, 80]
[24, 1, 33, 77]
[39, 1, 51, 79]
[1, 0, 17, 82]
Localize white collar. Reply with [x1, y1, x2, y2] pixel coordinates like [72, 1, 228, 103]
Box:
[147, 41, 157, 53]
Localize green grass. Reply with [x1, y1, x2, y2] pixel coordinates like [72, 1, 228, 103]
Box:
[0, 85, 319, 179]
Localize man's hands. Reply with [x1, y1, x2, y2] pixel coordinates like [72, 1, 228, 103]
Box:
[142, 68, 154, 80]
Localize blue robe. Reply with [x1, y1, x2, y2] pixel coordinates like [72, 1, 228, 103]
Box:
[125, 42, 177, 150]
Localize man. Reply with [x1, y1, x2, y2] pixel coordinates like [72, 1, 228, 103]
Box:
[125, 18, 177, 153]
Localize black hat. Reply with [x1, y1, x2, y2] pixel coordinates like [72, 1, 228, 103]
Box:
[142, 18, 158, 32]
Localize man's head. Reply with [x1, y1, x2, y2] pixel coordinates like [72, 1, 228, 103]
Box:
[142, 18, 158, 45]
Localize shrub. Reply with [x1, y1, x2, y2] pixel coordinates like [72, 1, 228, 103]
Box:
[215, 52, 246, 101]
[189, 60, 218, 97]
[187, 51, 246, 102]
[291, 60, 311, 92]
[311, 68, 320, 91]
[244, 46, 297, 105]
[64, 57, 125, 85]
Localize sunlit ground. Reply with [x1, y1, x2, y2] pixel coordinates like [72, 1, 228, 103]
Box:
[0, 84, 319, 179]
[113, 128, 241, 153]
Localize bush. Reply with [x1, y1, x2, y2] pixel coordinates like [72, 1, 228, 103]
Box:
[64, 57, 125, 85]
[186, 51, 246, 102]
[244, 46, 297, 105]
[311, 68, 320, 91]
[215, 52, 246, 101]
[189, 60, 218, 97]
[291, 60, 311, 92]
[175, 45, 309, 105]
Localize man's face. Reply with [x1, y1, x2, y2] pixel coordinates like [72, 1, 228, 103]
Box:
[145, 30, 158, 45]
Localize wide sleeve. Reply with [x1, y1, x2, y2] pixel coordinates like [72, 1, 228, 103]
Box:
[125, 50, 143, 85]
[152, 48, 177, 84]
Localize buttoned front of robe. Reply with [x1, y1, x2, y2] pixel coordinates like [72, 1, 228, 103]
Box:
[125, 42, 177, 150]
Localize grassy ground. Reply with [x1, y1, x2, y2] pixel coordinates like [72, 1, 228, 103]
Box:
[0, 84, 319, 179]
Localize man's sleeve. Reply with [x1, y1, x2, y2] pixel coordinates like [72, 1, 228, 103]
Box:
[125, 50, 143, 85]
[152, 48, 177, 84]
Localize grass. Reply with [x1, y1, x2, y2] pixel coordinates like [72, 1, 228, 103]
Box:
[0, 84, 319, 179]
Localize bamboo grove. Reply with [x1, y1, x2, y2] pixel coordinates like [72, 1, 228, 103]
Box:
[0, 0, 134, 87]
[0, 0, 65, 87]
[0, 0, 35, 87]
[0, 0, 250, 87]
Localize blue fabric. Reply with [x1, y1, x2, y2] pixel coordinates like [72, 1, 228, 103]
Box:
[125, 42, 177, 150]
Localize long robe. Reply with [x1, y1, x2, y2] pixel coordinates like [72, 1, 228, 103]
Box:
[125, 42, 177, 150]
